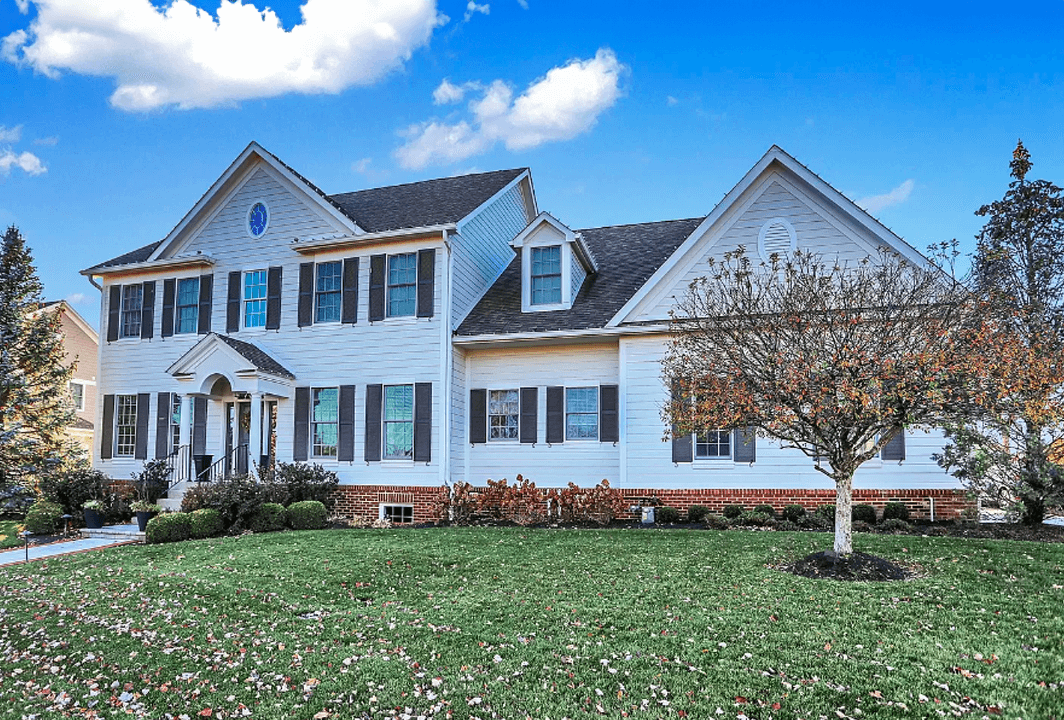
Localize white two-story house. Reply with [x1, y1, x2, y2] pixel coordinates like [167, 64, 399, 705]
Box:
[82, 143, 968, 522]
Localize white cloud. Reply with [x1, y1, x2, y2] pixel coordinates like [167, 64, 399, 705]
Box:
[15, 0, 30, 12]
[397, 48, 625, 169]
[351, 157, 372, 173]
[65, 292, 88, 305]
[3, 0, 444, 112]
[0, 125, 22, 142]
[464, 1, 489, 21]
[432, 78, 474, 105]
[856, 179, 915, 214]
[517, 0, 528, 8]
[0, 150, 46, 175]
[666, 95, 678, 106]
[33, 135, 58, 146]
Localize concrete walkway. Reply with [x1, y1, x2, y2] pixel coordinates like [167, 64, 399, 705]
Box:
[0, 536, 137, 567]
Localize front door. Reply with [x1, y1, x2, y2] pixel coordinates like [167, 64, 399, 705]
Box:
[224, 401, 251, 476]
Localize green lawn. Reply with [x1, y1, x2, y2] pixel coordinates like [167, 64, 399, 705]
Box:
[0, 521, 20, 550]
[1, 528, 1062, 719]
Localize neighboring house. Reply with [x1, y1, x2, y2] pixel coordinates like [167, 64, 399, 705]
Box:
[81, 143, 968, 522]
[31, 300, 98, 454]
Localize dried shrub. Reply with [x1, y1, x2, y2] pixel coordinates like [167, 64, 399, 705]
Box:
[551, 480, 626, 526]
[431, 482, 477, 525]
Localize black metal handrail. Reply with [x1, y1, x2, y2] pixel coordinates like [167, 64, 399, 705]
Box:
[163, 444, 191, 497]
[199, 443, 249, 483]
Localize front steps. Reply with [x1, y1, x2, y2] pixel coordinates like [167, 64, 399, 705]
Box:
[158, 480, 193, 512]
[80, 524, 145, 543]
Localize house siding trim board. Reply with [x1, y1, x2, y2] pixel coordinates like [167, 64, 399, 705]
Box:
[83, 143, 973, 525]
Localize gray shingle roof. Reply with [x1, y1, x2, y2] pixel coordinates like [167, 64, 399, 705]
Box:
[456, 217, 705, 336]
[216, 335, 295, 379]
[85, 167, 525, 272]
[329, 168, 525, 233]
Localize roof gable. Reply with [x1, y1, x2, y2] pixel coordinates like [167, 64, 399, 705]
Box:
[608, 146, 931, 326]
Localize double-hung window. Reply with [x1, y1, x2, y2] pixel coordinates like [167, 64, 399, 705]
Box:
[69, 382, 85, 412]
[565, 386, 598, 440]
[120, 285, 142, 338]
[531, 246, 562, 305]
[115, 394, 138, 457]
[696, 429, 731, 459]
[315, 261, 342, 323]
[244, 270, 267, 328]
[489, 389, 519, 441]
[312, 388, 339, 457]
[383, 384, 414, 458]
[175, 277, 199, 334]
[387, 253, 417, 317]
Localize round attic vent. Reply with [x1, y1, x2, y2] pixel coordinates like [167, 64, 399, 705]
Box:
[757, 217, 797, 263]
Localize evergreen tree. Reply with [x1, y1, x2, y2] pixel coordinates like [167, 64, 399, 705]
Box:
[0, 225, 78, 490]
[938, 142, 1064, 524]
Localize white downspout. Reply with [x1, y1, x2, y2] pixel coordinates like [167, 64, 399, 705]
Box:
[440, 231, 453, 487]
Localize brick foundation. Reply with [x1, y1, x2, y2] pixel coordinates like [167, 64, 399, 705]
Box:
[327, 485, 971, 524]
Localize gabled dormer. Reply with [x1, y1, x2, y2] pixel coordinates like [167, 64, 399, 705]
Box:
[511, 212, 597, 313]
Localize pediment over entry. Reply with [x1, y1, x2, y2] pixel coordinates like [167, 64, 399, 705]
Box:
[167, 333, 294, 398]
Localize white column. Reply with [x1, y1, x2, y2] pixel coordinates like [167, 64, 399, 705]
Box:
[249, 392, 263, 474]
[179, 394, 192, 448]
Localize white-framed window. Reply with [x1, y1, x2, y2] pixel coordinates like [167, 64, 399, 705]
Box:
[489, 389, 519, 441]
[380, 504, 413, 524]
[312, 387, 339, 457]
[383, 384, 414, 458]
[69, 381, 85, 412]
[176, 277, 199, 334]
[696, 429, 731, 459]
[531, 245, 562, 305]
[115, 394, 137, 457]
[244, 270, 267, 328]
[170, 394, 182, 453]
[120, 284, 142, 338]
[565, 386, 598, 440]
[387, 253, 417, 317]
[315, 261, 342, 323]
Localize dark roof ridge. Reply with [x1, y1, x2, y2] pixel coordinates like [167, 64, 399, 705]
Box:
[574, 215, 707, 233]
[329, 167, 528, 200]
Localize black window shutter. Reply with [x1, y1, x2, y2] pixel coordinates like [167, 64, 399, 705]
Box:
[140, 281, 156, 340]
[733, 427, 757, 463]
[161, 279, 176, 337]
[155, 392, 171, 459]
[197, 274, 213, 334]
[599, 385, 619, 443]
[520, 387, 538, 444]
[226, 271, 241, 333]
[342, 257, 359, 324]
[369, 255, 386, 321]
[192, 397, 207, 455]
[134, 392, 150, 460]
[101, 394, 115, 459]
[365, 384, 382, 461]
[266, 266, 283, 330]
[469, 389, 487, 444]
[882, 429, 906, 461]
[293, 387, 309, 462]
[670, 382, 692, 463]
[106, 285, 121, 342]
[414, 382, 432, 462]
[546, 386, 564, 444]
[416, 248, 435, 318]
[297, 262, 314, 327]
[338, 385, 355, 462]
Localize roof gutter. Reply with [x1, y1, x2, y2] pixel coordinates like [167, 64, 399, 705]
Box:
[80, 254, 216, 278]
[452, 323, 673, 347]
[292, 223, 457, 253]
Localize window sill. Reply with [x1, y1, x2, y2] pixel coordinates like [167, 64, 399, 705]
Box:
[379, 458, 416, 467]
[692, 459, 737, 470]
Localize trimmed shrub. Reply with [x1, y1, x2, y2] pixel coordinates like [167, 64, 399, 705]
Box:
[146, 512, 192, 543]
[703, 514, 730, 529]
[801, 513, 832, 531]
[882, 501, 910, 522]
[737, 510, 773, 527]
[182, 475, 282, 530]
[753, 503, 776, 519]
[852, 504, 878, 524]
[249, 503, 287, 533]
[23, 500, 63, 535]
[656, 506, 681, 524]
[266, 462, 340, 509]
[686, 504, 710, 523]
[880, 518, 912, 534]
[815, 504, 836, 521]
[722, 504, 744, 519]
[782, 504, 806, 522]
[287, 500, 328, 530]
[189, 509, 223, 539]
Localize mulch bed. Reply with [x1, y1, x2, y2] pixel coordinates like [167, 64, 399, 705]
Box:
[783, 550, 915, 582]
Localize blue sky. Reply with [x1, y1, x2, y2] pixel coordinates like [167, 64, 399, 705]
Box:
[1, 0, 1062, 326]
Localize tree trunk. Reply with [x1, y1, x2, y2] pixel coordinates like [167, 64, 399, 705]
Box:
[834, 473, 854, 555]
